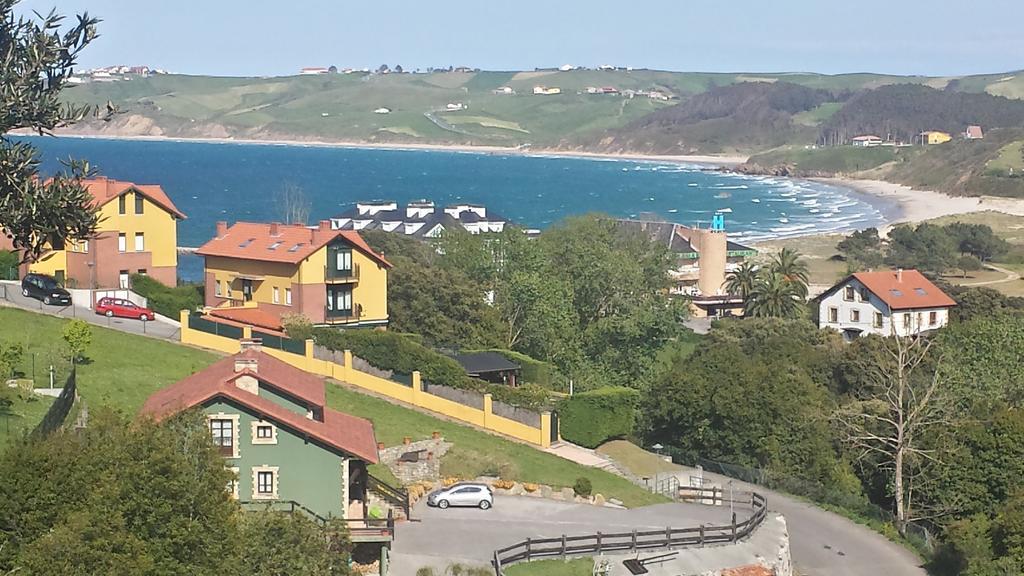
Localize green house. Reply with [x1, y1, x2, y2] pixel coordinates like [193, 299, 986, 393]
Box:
[142, 341, 380, 521]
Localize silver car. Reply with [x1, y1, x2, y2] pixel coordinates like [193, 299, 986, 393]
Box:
[427, 483, 493, 510]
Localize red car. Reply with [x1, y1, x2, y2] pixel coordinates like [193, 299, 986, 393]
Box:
[95, 297, 155, 321]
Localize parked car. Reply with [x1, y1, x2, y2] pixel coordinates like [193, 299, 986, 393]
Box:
[426, 483, 493, 510]
[94, 297, 155, 321]
[20, 273, 72, 306]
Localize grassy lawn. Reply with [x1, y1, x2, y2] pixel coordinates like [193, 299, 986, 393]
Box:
[325, 384, 666, 508]
[505, 558, 594, 576]
[0, 307, 217, 431]
[751, 234, 851, 285]
[597, 440, 682, 479]
[0, 390, 52, 444]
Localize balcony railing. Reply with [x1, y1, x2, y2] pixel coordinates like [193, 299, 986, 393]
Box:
[325, 262, 360, 282]
[325, 303, 363, 322]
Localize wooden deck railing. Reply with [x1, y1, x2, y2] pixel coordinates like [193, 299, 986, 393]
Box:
[492, 490, 768, 575]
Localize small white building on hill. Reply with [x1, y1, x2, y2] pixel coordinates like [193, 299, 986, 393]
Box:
[813, 269, 956, 339]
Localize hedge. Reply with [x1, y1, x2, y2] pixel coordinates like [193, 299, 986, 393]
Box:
[130, 274, 203, 319]
[558, 387, 640, 449]
[464, 348, 568, 392]
[312, 329, 553, 411]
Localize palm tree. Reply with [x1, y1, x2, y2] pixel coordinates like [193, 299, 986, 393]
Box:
[769, 247, 810, 298]
[746, 270, 806, 319]
[724, 261, 758, 300]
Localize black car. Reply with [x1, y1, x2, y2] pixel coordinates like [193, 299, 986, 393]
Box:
[21, 273, 72, 306]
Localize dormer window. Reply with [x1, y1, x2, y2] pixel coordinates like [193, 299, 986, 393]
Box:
[288, 243, 303, 252]
[239, 238, 255, 248]
[268, 241, 282, 250]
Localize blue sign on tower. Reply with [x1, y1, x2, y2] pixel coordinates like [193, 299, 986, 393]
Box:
[711, 212, 725, 231]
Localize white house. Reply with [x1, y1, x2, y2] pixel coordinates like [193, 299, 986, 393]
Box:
[814, 269, 956, 339]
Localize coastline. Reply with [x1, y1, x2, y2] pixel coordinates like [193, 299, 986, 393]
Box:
[812, 177, 1024, 233]
[12, 130, 749, 167]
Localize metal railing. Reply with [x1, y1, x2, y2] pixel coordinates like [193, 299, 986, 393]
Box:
[492, 489, 768, 575]
[325, 302, 363, 322]
[326, 262, 360, 281]
[238, 499, 396, 540]
[367, 473, 411, 519]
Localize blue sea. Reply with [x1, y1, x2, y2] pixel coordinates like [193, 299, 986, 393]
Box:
[20, 136, 898, 281]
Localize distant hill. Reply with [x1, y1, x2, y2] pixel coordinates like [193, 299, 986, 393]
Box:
[819, 84, 1024, 144]
[593, 82, 842, 154]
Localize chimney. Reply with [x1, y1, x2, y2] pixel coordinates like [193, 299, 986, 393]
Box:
[318, 220, 331, 231]
[269, 222, 280, 236]
[235, 339, 262, 372]
[896, 268, 903, 282]
[216, 221, 228, 238]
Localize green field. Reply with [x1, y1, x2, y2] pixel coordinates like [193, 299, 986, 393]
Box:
[749, 145, 911, 173]
[505, 558, 594, 576]
[0, 307, 660, 507]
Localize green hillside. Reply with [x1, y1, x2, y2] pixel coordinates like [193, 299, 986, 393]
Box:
[61, 68, 1014, 150]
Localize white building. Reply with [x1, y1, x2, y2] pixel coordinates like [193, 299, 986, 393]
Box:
[814, 269, 956, 340]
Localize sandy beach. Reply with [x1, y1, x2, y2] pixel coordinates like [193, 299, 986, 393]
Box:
[15, 130, 749, 167]
[813, 177, 1024, 232]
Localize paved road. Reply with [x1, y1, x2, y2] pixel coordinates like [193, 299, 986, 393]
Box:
[390, 494, 741, 574]
[0, 282, 180, 341]
[960, 263, 1022, 287]
[668, 469, 926, 576]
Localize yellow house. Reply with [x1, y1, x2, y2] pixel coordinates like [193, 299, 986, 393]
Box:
[22, 178, 185, 289]
[196, 220, 390, 329]
[920, 131, 953, 145]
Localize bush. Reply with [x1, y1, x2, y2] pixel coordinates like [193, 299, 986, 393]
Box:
[0, 249, 18, 280]
[61, 319, 91, 362]
[558, 387, 640, 448]
[130, 274, 203, 319]
[464, 348, 569, 392]
[573, 477, 592, 498]
[281, 313, 314, 340]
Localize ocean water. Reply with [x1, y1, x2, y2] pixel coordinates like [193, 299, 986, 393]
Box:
[19, 136, 897, 281]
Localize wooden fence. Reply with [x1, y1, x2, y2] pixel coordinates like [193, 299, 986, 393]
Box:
[492, 490, 768, 575]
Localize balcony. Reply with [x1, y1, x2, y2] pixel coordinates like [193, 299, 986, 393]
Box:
[325, 262, 360, 283]
[325, 303, 363, 323]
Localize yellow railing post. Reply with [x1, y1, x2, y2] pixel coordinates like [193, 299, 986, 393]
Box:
[304, 339, 314, 370]
[540, 411, 552, 449]
[483, 394, 493, 429]
[343, 349, 353, 381]
[242, 326, 252, 340]
[179, 309, 189, 344]
[411, 371, 422, 404]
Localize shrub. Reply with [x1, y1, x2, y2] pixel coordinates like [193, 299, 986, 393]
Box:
[281, 313, 314, 340]
[558, 387, 640, 448]
[573, 477, 593, 498]
[130, 274, 203, 318]
[492, 479, 515, 490]
[523, 483, 539, 493]
[0, 249, 19, 280]
[61, 319, 91, 362]
[464, 348, 569, 392]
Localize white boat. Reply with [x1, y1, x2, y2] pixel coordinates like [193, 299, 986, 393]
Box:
[718, 208, 733, 213]
[687, 183, 699, 187]
[668, 209, 678, 213]
[778, 217, 789, 223]
[714, 192, 731, 199]
[751, 198, 761, 203]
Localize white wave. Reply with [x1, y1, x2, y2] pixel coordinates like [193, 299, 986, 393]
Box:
[718, 208, 733, 213]
[770, 224, 817, 233]
[713, 185, 749, 190]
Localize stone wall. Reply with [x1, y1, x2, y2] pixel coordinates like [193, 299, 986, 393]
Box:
[378, 437, 452, 485]
[422, 381, 484, 410]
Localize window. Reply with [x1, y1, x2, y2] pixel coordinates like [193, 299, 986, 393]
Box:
[118, 270, 130, 289]
[328, 287, 352, 315]
[859, 288, 870, 302]
[209, 418, 236, 457]
[929, 311, 938, 325]
[844, 286, 855, 301]
[137, 269, 147, 276]
[134, 193, 144, 214]
[227, 467, 239, 500]
[215, 280, 222, 297]
[117, 233, 126, 253]
[134, 233, 144, 252]
[903, 313, 911, 329]
[914, 287, 927, 296]
[272, 286, 280, 304]
[82, 240, 89, 253]
[850, 309, 861, 323]
[252, 466, 279, 500]
[336, 249, 352, 272]
[118, 195, 126, 215]
[874, 312, 884, 328]
[285, 288, 292, 306]
[251, 421, 277, 445]
[828, 307, 838, 323]
[268, 241, 282, 251]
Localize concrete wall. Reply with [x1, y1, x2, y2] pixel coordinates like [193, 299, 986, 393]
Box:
[180, 311, 553, 447]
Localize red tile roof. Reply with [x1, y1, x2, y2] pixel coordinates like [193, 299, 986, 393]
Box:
[141, 349, 378, 463]
[82, 177, 186, 219]
[852, 269, 957, 310]
[208, 308, 285, 333]
[196, 221, 391, 267]
[722, 566, 774, 576]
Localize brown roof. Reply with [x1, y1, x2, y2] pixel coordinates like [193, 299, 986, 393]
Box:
[141, 349, 378, 463]
[83, 177, 186, 219]
[208, 308, 285, 333]
[196, 221, 391, 267]
[966, 125, 984, 138]
[851, 269, 957, 310]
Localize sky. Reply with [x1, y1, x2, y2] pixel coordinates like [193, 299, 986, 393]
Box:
[15, 0, 1024, 77]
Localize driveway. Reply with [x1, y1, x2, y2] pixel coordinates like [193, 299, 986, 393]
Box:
[0, 282, 180, 341]
[668, 469, 926, 576]
[390, 494, 741, 574]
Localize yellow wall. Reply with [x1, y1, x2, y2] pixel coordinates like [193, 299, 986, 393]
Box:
[28, 188, 179, 276]
[179, 312, 551, 447]
[924, 131, 952, 144]
[206, 256, 301, 306]
[349, 249, 389, 323]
